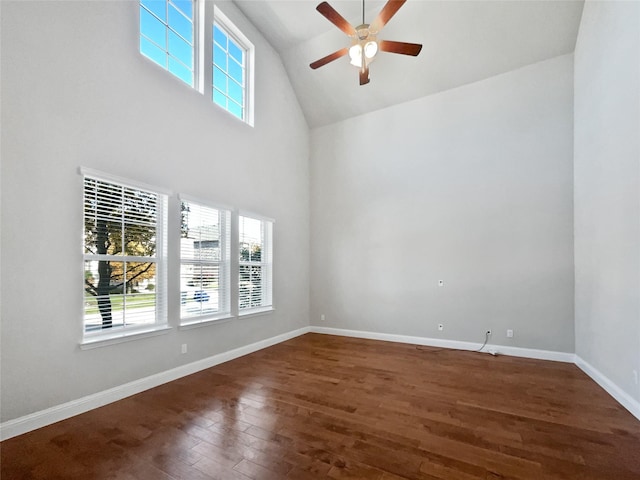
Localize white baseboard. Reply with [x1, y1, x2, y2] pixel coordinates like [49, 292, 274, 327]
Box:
[575, 356, 640, 421]
[309, 326, 575, 363]
[0, 326, 311, 441]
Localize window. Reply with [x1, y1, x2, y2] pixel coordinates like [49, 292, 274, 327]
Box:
[239, 215, 273, 314]
[212, 7, 254, 123]
[180, 199, 231, 324]
[139, 0, 195, 87]
[82, 171, 168, 339]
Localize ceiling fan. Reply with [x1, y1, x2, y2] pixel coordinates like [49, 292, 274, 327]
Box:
[309, 0, 422, 85]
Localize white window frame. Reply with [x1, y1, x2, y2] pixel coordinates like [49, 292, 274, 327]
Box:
[211, 5, 255, 126]
[238, 213, 273, 316]
[179, 195, 232, 327]
[80, 168, 170, 348]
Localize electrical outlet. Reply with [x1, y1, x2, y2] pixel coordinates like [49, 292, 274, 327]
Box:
[486, 330, 492, 336]
[438, 280, 444, 287]
[507, 329, 514, 338]
[181, 344, 187, 354]
[320, 314, 325, 322]
[438, 323, 444, 331]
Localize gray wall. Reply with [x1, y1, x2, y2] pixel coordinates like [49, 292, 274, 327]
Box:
[574, 0, 640, 402]
[0, 0, 309, 422]
[310, 55, 575, 352]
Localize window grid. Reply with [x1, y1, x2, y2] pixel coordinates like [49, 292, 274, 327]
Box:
[212, 22, 246, 120]
[239, 215, 273, 313]
[180, 200, 231, 323]
[140, 0, 195, 87]
[83, 175, 167, 336]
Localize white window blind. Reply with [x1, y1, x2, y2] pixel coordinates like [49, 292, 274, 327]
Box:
[83, 175, 167, 336]
[238, 214, 272, 314]
[180, 199, 231, 323]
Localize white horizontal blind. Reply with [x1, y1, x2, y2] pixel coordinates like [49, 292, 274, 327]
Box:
[239, 215, 272, 313]
[180, 200, 230, 322]
[83, 176, 167, 334]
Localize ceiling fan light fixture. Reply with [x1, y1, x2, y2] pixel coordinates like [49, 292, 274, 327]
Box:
[364, 40, 378, 59]
[349, 44, 363, 67]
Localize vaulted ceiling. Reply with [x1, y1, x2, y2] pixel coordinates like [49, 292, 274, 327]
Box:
[234, 0, 584, 128]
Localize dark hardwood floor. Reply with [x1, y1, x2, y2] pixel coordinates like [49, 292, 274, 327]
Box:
[2, 333, 640, 479]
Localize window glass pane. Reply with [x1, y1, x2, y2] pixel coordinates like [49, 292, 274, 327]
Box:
[213, 44, 227, 71]
[169, 57, 193, 86]
[228, 60, 243, 85]
[180, 203, 221, 260]
[84, 179, 124, 256]
[213, 89, 227, 109]
[169, 30, 192, 68]
[239, 265, 262, 308]
[141, 0, 166, 22]
[84, 218, 123, 255]
[239, 216, 262, 260]
[213, 66, 227, 94]
[228, 81, 243, 107]
[140, 7, 167, 48]
[140, 37, 167, 68]
[213, 24, 227, 50]
[171, 0, 192, 18]
[140, 0, 193, 88]
[168, 3, 192, 42]
[84, 260, 126, 330]
[123, 262, 157, 326]
[124, 224, 157, 257]
[228, 101, 242, 119]
[228, 40, 243, 64]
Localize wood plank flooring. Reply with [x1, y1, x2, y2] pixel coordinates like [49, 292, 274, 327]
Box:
[2, 333, 640, 479]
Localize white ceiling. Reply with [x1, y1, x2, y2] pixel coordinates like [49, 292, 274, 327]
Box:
[234, 0, 584, 128]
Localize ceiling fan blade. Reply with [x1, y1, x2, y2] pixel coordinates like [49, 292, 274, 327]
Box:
[310, 47, 349, 69]
[379, 40, 423, 56]
[369, 0, 407, 33]
[359, 66, 370, 85]
[316, 2, 356, 36]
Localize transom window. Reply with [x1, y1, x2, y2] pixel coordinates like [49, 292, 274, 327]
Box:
[238, 215, 273, 314]
[213, 23, 245, 120]
[180, 199, 231, 324]
[139, 0, 195, 87]
[82, 171, 168, 338]
[212, 7, 254, 124]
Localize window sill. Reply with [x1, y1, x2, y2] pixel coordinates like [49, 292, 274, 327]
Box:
[80, 325, 172, 350]
[179, 315, 235, 330]
[238, 306, 274, 319]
